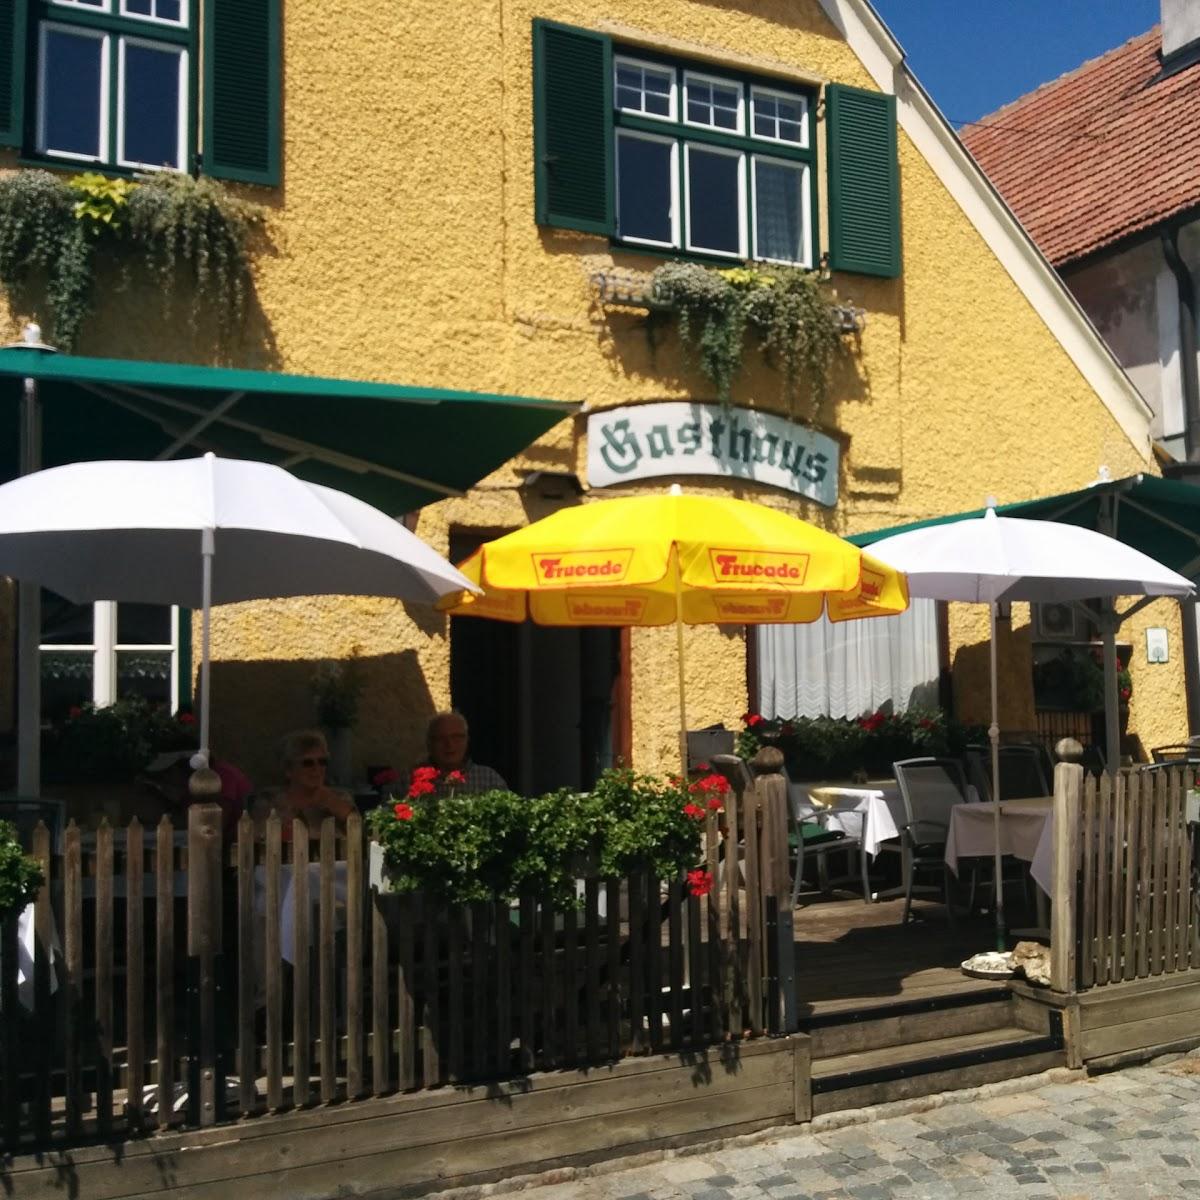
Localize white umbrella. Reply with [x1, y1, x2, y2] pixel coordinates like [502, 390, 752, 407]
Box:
[868, 505, 1193, 944]
[0, 453, 477, 777]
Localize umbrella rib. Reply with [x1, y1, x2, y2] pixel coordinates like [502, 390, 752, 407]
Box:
[89, 382, 465, 498]
[83, 386, 228, 456]
[155, 391, 245, 460]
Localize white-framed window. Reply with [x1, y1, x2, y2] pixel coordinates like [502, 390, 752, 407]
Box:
[683, 70, 743, 134]
[117, 36, 187, 170]
[615, 128, 679, 248]
[36, 1, 191, 172]
[614, 55, 676, 121]
[40, 596, 184, 720]
[684, 142, 746, 259]
[38, 23, 109, 162]
[750, 86, 809, 147]
[751, 156, 812, 267]
[611, 54, 814, 267]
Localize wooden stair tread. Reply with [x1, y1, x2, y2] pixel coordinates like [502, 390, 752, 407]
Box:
[813, 1025, 1049, 1078]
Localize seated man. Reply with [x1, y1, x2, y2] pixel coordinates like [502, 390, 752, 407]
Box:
[402, 710, 509, 797]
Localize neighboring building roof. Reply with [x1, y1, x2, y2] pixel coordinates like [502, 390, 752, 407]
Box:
[961, 27, 1200, 267]
[818, 0, 1154, 459]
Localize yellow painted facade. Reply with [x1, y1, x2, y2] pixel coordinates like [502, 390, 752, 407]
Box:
[1, 0, 1186, 786]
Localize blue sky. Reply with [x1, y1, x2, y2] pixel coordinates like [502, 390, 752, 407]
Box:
[870, 1, 1161, 129]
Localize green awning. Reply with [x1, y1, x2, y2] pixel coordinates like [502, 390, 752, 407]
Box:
[850, 474, 1200, 583]
[0, 349, 574, 512]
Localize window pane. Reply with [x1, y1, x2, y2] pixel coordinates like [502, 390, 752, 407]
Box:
[686, 75, 740, 131]
[124, 0, 152, 12]
[41, 651, 94, 721]
[688, 147, 741, 256]
[755, 159, 806, 263]
[614, 60, 673, 119]
[617, 134, 674, 245]
[122, 40, 182, 168]
[123, 0, 182, 19]
[117, 602, 171, 645]
[117, 650, 172, 706]
[41, 590, 94, 647]
[41, 27, 104, 158]
[751, 89, 806, 145]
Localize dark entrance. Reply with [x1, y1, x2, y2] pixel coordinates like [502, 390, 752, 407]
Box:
[448, 533, 629, 795]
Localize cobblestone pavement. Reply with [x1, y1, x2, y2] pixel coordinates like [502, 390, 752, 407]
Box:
[501, 1060, 1200, 1200]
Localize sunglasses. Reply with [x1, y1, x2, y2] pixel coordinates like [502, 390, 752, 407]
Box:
[299, 756, 329, 768]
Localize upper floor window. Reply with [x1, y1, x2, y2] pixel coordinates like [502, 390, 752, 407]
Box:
[1, 0, 283, 187]
[533, 20, 902, 280]
[37, 0, 191, 172]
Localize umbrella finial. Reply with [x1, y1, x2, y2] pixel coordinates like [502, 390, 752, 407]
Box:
[985, 495, 997, 510]
[1096, 464, 1111, 483]
[3, 323, 56, 353]
[669, 483, 683, 496]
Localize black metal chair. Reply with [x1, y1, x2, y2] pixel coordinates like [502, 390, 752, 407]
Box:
[0, 795, 65, 853]
[892, 758, 972, 925]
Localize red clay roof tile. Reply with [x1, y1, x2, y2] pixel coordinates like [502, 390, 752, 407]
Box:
[961, 27, 1200, 266]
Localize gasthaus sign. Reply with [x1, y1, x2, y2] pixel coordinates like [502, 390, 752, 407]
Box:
[586, 402, 838, 507]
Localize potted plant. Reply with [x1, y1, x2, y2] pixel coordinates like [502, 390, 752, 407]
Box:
[309, 648, 365, 786]
[0, 821, 44, 920]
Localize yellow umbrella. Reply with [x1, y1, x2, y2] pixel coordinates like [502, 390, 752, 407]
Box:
[440, 490, 908, 768]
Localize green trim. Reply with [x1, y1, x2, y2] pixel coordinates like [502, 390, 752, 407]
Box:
[0, 0, 28, 149]
[0, 347, 570, 409]
[826, 82, 901, 278]
[532, 18, 613, 235]
[202, 0, 280, 186]
[28, 0, 195, 171]
[612, 48, 817, 269]
[175, 606, 192, 712]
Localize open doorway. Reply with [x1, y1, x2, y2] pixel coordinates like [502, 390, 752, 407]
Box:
[448, 533, 629, 795]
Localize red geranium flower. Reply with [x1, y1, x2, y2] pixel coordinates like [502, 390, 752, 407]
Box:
[67, 705, 83, 720]
[445, 769, 466, 785]
[707, 796, 724, 811]
[177, 711, 197, 726]
[693, 761, 710, 773]
[407, 779, 436, 799]
[742, 712, 764, 728]
[392, 802, 414, 820]
[371, 767, 399, 788]
[412, 765, 440, 783]
[689, 773, 730, 797]
[682, 802, 706, 820]
[687, 868, 714, 897]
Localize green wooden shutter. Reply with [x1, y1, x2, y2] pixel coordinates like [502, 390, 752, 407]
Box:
[0, 0, 27, 149]
[203, 0, 280, 185]
[826, 83, 900, 278]
[532, 19, 613, 235]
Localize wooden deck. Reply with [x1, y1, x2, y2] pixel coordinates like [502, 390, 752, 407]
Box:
[791, 893, 1021, 1014]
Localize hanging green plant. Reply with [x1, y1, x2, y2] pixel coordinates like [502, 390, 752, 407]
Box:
[648, 260, 846, 412]
[0, 168, 266, 350]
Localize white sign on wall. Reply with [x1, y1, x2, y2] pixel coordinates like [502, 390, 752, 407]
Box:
[586, 402, 839, 507]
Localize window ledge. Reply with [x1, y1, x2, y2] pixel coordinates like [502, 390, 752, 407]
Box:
[592, 265, 867, 334]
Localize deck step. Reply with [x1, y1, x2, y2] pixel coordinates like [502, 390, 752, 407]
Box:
[811, 1019, 1065, 1116]
[803, 986, 1015, 1059]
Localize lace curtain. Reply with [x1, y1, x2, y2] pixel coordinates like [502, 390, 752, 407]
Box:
[756, 598, 940, 719]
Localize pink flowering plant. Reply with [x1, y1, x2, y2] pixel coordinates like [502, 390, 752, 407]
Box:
[368, 766, 721, 905]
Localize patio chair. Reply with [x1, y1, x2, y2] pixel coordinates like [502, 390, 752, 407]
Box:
[892, 757, 973, 925]
[785, 777, 866, 906]
[963, 744, 1051, 801]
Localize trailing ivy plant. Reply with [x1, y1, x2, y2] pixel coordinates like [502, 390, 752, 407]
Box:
[648, 261, 845, 413]
[0, 168, 265, 350]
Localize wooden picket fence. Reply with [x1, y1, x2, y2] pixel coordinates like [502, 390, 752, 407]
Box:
[0, 757, 796, 1152]
[1076, 766, 1199, 988]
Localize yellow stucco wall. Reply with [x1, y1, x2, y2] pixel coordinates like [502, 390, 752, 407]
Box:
[1, 0, 1182, 786]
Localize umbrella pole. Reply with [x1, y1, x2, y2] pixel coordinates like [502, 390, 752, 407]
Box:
[674, 550, 688, 775]
[1101, 603, 1120, 775]
[989, 601, 1006, 950]
[198, 527, 213, 767]
[16, 372, 41, 796]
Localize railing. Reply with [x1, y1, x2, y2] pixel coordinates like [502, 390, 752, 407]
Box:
[0, 757, 796, 1152]
[1049, 752, 1198, 993]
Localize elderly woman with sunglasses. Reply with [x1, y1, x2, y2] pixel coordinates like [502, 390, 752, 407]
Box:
[253, 729, 356, 838]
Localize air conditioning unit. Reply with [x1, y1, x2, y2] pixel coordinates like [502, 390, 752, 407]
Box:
[1035, 602, 1079, 641]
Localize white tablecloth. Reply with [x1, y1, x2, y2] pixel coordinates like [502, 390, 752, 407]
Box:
[794, 782, 906, 859]
[944, 796, 1054, 894]
[253, 862, 348, 965]
[16, 902, 58, 1010]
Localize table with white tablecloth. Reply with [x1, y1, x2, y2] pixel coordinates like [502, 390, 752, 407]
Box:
[944, 796, 1054, 894]
[794, 781, 906, 858]
[253, 861, 348, 965]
